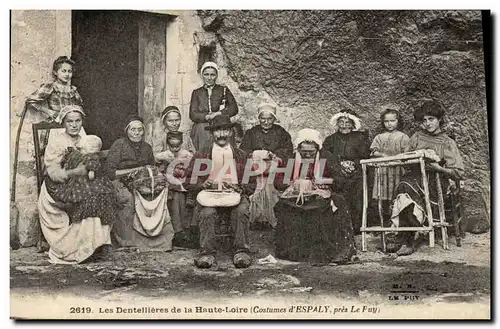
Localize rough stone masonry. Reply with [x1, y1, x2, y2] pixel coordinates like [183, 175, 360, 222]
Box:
[197, 10, 490, 231]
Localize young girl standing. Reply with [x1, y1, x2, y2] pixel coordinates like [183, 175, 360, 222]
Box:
[26, 56, 83, 122]
[370, 109, 410, 220]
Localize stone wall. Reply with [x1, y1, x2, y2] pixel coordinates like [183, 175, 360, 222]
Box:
[148, 11, 250, 150]
[10, 10, 490, 248]
[11, 10, 72, 246]
[196, 10, 490, 228]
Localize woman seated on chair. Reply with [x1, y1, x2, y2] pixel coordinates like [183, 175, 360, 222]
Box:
[273, 129, 357, 265]
[105, 115, 174, 252]
[37, 105, 114, 264]
[153, 106, 197, 249]
[387, 101, 465, 256]
[240, 103, 294, 230]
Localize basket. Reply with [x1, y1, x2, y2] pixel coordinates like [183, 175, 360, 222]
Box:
[197, 189, 241, 207]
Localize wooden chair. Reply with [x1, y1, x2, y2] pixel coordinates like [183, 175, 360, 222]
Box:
[360, 152, 456, 252]
[32, 121, 63, 193]
[32, 121, 63, 251]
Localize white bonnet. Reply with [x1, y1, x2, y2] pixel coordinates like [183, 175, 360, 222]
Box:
[55, 105, 86, 124]
[200, 61, 219, 75]
[329, 111, 362, 131]
[294, 128, 323, 149]
[257, 103, 277, 119]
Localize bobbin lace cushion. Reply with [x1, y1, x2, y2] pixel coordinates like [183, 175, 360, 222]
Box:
[280, 179, 331, 205]
[125, 165, 168, 197]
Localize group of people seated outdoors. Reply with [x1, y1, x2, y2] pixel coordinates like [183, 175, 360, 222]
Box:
[26, 57, 470, 268]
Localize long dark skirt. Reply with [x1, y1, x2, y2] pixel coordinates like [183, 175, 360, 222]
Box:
[274, 193, 357, 264]
[392, 168, 448, 227]
[332, 174, 363, 233]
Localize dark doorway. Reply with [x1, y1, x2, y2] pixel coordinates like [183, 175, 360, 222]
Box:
[71, 10, 140, 149]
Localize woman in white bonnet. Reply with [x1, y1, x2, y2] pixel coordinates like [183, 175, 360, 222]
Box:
[189, 61, 239, 151]
[273, 128, 357, 265]
[37, 105, 113, 264]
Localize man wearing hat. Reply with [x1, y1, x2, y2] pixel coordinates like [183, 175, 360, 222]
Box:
[240, 103, 293, 229]
[185, 114, 255, 269]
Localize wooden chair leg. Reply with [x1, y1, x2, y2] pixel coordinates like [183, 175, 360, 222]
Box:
[435, 174, 448, 250]
[454, 211, 462, 247]
[457, 183, 467, 239]
[361, 164, 368, 252]
[376, 167, 386, 252]
[451, 187, 463, 247]
[37, 230, 49, 253]
[420, 158, 435, 248]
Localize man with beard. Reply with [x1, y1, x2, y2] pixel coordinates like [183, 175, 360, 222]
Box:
[185, 115, 255, 269]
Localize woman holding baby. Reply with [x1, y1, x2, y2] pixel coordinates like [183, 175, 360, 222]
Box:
[153, 106, 198, 249]
[37, 105, 115, 264]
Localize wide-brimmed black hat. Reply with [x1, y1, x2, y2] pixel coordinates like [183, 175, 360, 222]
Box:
[205, 114, 235, 131]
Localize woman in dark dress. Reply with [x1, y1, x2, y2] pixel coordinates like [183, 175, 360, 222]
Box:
[105, 115, 174, 251]
[240, 103, 293, 229]
[323, 110, 370, 234]
[273, 129, 357, 265]
[189, 62, 239, 151]
[240, 103, 293, 161]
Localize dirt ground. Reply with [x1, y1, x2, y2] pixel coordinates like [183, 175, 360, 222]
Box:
[10, 229, 491, 320]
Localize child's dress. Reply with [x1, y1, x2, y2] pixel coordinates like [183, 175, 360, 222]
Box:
[370, 130, 410, 200]
[52, 147, 117, 226]
[157, 149, 193, 192]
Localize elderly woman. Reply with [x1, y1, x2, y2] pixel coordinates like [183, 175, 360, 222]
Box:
[189, 62, 239, 151]
[323, 110, 370, 234]
[37, 105, 113, 264]
[154, 106, 197, 248]
[240, 103, 293, 229]
[273, 129, 357, 265]
[105, 115, 174, 251]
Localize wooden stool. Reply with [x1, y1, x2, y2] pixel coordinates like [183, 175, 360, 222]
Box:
[215, 208, 233, 252]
